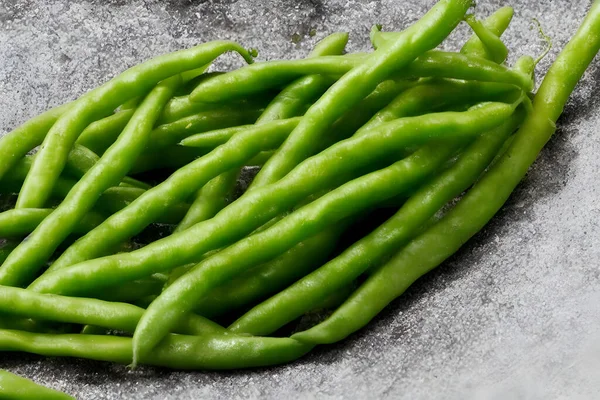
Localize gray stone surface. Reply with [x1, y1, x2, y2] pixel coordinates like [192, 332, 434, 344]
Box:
[1, 0, 600, 399]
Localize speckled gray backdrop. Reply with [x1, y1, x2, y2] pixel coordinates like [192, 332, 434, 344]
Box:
[1, 0, 599, 399]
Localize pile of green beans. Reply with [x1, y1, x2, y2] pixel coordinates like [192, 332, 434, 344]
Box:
[1, 0, 599, 395]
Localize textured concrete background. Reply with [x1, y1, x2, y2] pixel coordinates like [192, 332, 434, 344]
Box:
[1, 0, 600, 399]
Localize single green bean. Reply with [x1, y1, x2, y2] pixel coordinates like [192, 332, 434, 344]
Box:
[16, 41, 255, 209]
[0, 329, 312, 370]
[88, 276, 167, 303]
[0, 209, 104, 239]
[0, 369, 73, 400]
[0, 76, 182, 287]
[255, 32, 348, 123]
[230, 110, 524, 335]
[180, 117, 301, 148]
[0, 285, 225, 335]
[464, 14, 509, 64]
[43, 118, 298, 272]
[145, 107, 263, 153]
[291, 0, 600, 345]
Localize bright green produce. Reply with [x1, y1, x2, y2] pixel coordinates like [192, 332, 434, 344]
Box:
[292, 0, 600, 345]
[0, 329, 313, 370]
[0, 285, 225, 335]
[0, 76, 182, 287]
[30, 101, 518, 297]
[0, 370, 74, 400]
[15, 41, 255, 209]
[0, 0, 598, 377]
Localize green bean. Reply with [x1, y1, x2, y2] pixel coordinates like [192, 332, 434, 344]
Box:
[189, 50, 530, 105]
[0, 209, 104, 239]
[0, 285, 224, 335]
[63, 144, 151, 190]
[158, 91, 275, 125]
[255, 32, 348, 123]
[0, 329, 312, 370]
[237, 0, 472, 189]
[230, 110, 524, 335]
[16, 41, 255, 209]
[0, 241, 17, 265]
[43, 118, 298, 273]
[145, 107, 263, 153]
[0, 103, 71, 183]
[0, 369, 73, 400]
[174, 169, 239, 233]
[180, 117, 301, 149]
[0, 76, 182, 287]
[356, 80, 519, 136]
[196, 223, 347, 318]
[180, 33, 346, 246]
[30, 101, 517, 300]
[246, 151, 275, 166]
[464, 14, 509, 64]
[291, 0, 600, 345]
[75, 109, 134, 155]
[461, 7, 514, 59]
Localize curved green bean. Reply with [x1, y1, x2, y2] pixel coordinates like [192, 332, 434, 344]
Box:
[0, 370, 73, 400]
[189, 50, 530, 105]
[0, 329, 312, 370]
[0, 209, 104, 239]
[0, 285, 225, 335]
[240, 0, 472, 189]
[30, 102, 517, 299]
[464, 14, 508, 63]
[461, 6, 514, 59]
